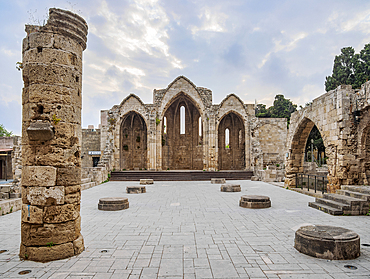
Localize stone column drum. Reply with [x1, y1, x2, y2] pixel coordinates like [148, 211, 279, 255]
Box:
[19, 8, 88, 262]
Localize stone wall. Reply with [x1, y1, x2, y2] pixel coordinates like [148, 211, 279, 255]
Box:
[81, 128, 101, 168]
[286, 82, 370, 192]
[20, 8, 87, 262]
[100, 76, 288, 172]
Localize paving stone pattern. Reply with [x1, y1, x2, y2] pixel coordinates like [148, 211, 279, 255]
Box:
[1, 180, 370, 278]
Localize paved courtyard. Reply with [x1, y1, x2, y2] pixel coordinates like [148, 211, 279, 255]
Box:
[0, 180, 370, 278]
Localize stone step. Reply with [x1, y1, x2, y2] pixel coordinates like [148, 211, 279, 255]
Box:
[81, 178, 91, 184]
[323, 193, 365, 206]
[314, 197, 350, 211]
[308, 202, 343, 215]
[337, 189, 370, 201]
[81, 181, 96, 191]
[341, 185, 370, 195]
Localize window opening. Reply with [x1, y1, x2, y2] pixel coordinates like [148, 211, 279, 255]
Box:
[180, 106, 185, 134]
[199, 117, 202, 136]
[225, 128, 230, 148]
[164, 117, 167, 134]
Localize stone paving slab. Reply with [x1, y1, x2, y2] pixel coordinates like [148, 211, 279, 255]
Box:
[0, 180, 370, 278]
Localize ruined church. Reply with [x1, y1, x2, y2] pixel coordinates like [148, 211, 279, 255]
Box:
[84, 76, 287, 172]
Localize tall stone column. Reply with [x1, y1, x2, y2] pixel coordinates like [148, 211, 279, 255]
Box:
[20, 8, 88, 262]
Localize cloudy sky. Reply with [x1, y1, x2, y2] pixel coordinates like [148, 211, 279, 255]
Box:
[1, 0, 370, 135]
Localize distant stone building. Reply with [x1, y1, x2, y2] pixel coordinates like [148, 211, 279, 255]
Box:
[81, 127, 101, 167]
[97, 76, 287, 172]
[0, 137, 14, 180]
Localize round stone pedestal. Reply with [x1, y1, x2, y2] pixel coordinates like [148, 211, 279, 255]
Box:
[239, 195, 271, 208]
[211, 178, 226, 184]
[140, 179, 153, 185]
[98, 197, 129, 211]
[221, 184, 241, 192]
[294, 225, 360, 260]
[127, 186, 146, 194]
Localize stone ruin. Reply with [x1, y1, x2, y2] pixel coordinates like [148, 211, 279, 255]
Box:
[19, 8, 87, 262]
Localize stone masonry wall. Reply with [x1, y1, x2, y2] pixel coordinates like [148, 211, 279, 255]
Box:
[285, 83, 370, 192]
[20, 8, 87, 262]
[100, 76, 288, 172]
[81, 128, 101, 168]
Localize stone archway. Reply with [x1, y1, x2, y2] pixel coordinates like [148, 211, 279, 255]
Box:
[120, 111, 147, 170]
[162, 93, 203, 170]
[218, 112, 245, 170]
[286, 118, 318, 181]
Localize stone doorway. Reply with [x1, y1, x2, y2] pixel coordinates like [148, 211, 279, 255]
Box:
[120, 111, 147, 170]
[162, 93, 203, 170]
[218, 112, 245, 170]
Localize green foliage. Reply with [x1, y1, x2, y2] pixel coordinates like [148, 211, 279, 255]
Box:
[0, 124, 13, 137]
[325, 44, 370, 91]
[10, 206, 13, 213]
[52, 115, 61, 125]
[46, 242, 54, 247]
[255, 95, 297, 126]
[108, 173, 111, 178]
[156, 117, 161, 126]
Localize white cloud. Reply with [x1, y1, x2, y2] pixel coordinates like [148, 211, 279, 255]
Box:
[191, 7, 228, 34]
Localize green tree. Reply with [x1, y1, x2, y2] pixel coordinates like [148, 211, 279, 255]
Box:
[0, 124, 13, 137]
[325, 44, 370, 91]
[255, 95, 297, 126]
[255, 104, 270, 117]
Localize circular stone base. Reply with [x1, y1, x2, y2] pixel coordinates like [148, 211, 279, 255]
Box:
[140, 179, 153, 185]
[98, 197, 129, 211]
[294, 225, 360, 260]
[221, 184, 241, 192]
[211, 178, 226, 184]
[239, 195, 271, 208]
[127, 186, 146, 194]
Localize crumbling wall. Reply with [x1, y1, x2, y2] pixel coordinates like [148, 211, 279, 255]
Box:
[20, 8, 87, 262]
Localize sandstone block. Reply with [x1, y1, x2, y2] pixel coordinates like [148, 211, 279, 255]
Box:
[24, 63, 81, 89]
[140, 179, 153, 185]
[26, 186, 65, 206]
[239, 195, 271, 209]
[73, 233, 84, 255]
[98, 197, 129, 211]
[21, 220, 76, 246]
[22, 166, 57, 186]
[57, 167, 81, 185]
[74, 216, 81, 238]
[65, 192, 81, 204]
[294, 225, 360, 260]
[23, 84, 81, 108]
[53, 33, 83, 58]
[20, 242, 75, 262]
[27, 121, 55, 141]
[126, 186, 146, 194]
[65, 185, 81, 195]
[24, 47, 82, 69]
[43, 204, 79, 223]
[211, 178, 226, 184]
[22, 101, 81, 124]
[35, 146, 80, 168]
[220, 184, 241, 192]
[27, 32, 54, 49]
[22, 204, 43, 224]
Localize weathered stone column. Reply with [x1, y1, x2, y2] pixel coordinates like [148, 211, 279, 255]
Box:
[20, 8, 88, 262]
